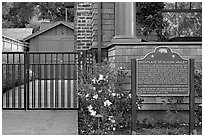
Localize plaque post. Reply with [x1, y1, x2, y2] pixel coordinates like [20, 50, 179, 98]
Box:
[131, 59, 137, 134]
[189, 59, 195, 135]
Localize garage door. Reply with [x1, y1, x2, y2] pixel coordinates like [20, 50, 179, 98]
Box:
[39, 36, 74, 52]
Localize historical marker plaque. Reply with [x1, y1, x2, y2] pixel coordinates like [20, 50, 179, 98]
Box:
[137, 47, 189, 96]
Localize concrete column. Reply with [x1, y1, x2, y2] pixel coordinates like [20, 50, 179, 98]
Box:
[111, 2, 141, 44]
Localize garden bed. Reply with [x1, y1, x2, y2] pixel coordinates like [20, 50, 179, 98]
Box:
[88, 124, 202, 135]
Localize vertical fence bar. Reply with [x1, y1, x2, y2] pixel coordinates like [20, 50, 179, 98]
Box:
[67, 54, 71, 108]
[55, 54, 58, 108]
[6, 54, 9, 108]
[18, 53, 21, 108]
[26, 51, 30, 110]
[38, 54, 41, 108]
[31, 54, 34, 108]
[12, 53, 15, 108]
[24, 52, 28, 110]
[61, 54, 65, 108]
[73, 53, 77, 108]
[50, 54, 54, 108]
[33, 54, 35, 108]
[44, 54, 47, 108]
[2, 62, 4, 108]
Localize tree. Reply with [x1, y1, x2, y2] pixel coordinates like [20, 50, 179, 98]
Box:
[2, 2, 36, 28]
[136, 2, 167, 41]
[136, 2, 202, 41]
[2, 2, 74, 28]
[37, 2, 74, 22]
[163, 2, 202, 39]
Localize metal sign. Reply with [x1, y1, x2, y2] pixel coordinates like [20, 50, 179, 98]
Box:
[137, 47, 189, 96]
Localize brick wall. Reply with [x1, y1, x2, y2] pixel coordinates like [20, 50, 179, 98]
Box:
[92, 2, 115, 47]
[101, 3, 115, 47]
[75, 2, 93, 50]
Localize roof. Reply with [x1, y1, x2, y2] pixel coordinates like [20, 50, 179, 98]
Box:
[2, 28, 33, 40]
[23, 21, 74, 42]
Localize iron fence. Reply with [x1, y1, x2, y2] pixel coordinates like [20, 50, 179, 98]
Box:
[2, 52, 79, 110]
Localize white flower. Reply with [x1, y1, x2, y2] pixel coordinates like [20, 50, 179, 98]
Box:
[105, 75, 108, 79]
[98, 74, 104, 81]
[108, 116, 116, 123]
[93, 87, 96, 90]
[112, 93, 116, 96]
[128, 94, 131, 98]
[104, 100, 112, 107]
[98, 90, 102, 93]
[108, 89, 112, 93]
[109, 119, 115, 123]
[87, 105, 93, 110]
[93, 94, 98, 99]
[113, 127, 116, 131]
[90, 110, 96, 116]
[92, 78, 97, 84]
[85, 94, 89, 98]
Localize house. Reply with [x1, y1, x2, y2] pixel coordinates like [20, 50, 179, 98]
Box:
[2, 28, 33, 41]
[2, 28, 32, 51]
[2, 35, 28, 52]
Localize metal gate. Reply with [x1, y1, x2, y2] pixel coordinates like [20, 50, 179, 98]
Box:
[2, 52, 78, 110]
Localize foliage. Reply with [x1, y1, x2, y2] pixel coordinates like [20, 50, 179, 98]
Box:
[37, 2, 74, 22]
[136, 2, 202, 41]
[78, 61, 143, 135]
[194, 68, 202, 97]
[163, 2, 202, 39]
[2, 2, 37, 28]
[194, 68, 202, 126]
[2, 2, 74, 28]
[163, 12, 202, 39]
[136, 2, 167, 41]
[161, 67, 202, 126]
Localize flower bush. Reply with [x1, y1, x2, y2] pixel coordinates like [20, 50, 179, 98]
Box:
[78, 61, 143, 135]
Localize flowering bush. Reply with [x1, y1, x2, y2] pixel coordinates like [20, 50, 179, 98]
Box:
[78, 61, 143, 135]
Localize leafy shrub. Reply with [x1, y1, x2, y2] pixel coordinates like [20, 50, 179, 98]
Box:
[78, 61, 143, 135]
[161, 68, 202, 126]
[194, 68, 202, 126]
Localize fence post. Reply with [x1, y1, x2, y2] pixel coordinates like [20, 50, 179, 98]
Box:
[189, 59, 195, 135]
[24, 51, 30, 110]
[131, 59, 137, 134]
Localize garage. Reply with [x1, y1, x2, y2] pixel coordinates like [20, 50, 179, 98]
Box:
[23, 21, 74, 52]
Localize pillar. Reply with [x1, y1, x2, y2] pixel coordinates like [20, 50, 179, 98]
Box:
[111, 2, 141, 43]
